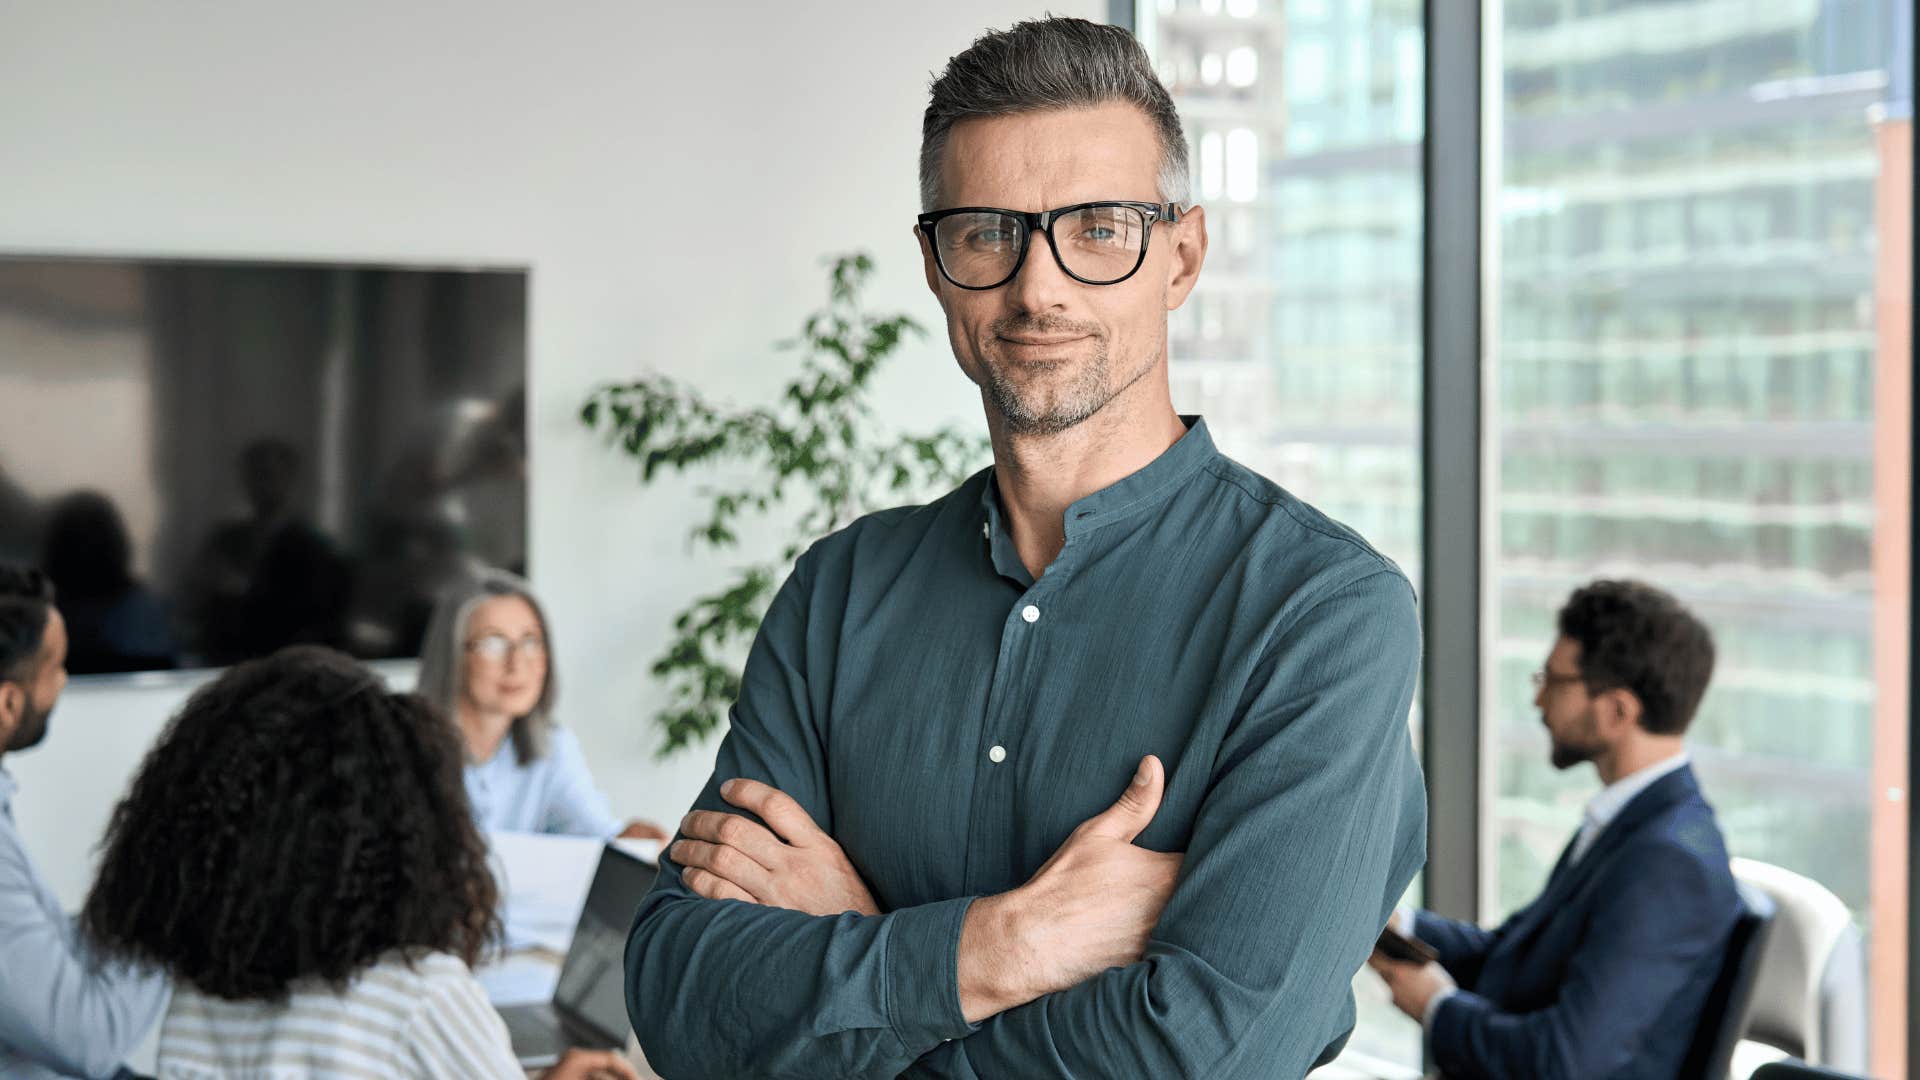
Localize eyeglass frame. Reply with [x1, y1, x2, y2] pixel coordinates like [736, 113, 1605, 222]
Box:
[916, 200, 1183, 291]
[1530, 668, 1588, 694]
[465, 633, 547, 663]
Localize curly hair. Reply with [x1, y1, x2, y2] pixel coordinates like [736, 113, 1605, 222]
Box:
[80, 645, 500, 1001]
[1558, 580, 1715, 737]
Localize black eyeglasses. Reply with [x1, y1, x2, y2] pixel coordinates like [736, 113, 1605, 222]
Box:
[917, 200, 1182, 290]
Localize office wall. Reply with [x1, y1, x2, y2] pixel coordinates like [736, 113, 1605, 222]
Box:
[0, 0, 1099, 905]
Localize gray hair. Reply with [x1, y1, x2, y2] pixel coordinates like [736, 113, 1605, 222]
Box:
[920, 17, 1191, 212]
[416, 568, 556, 765]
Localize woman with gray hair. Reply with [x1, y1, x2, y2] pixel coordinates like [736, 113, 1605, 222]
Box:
[417, 568, 666, 841]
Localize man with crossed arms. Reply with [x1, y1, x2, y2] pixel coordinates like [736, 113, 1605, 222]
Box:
[625, 17, 1427, 1078]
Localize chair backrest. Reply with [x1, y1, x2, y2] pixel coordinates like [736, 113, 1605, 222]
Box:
[1749, 1061, 1871, 1080]
[1678, 880, 1777, 1080]
[1732, 858, 1870, 1071]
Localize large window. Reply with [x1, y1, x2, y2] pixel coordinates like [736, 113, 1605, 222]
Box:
[1487, 1, 1912, 1075]
[1147, 0, 1426, 1070]
[1149, 0, 1911, 1075]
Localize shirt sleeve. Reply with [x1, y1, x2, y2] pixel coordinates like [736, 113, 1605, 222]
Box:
[404, 961, 526, 1080]
[1426, 842, 1737, 1080]
[539, 727, 622, 838]
[0, 831, 169, 1079]
[624, 549, 979, 1080]
[903, 567, 1428, 1079]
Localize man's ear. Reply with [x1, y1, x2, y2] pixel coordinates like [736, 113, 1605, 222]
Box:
[0, 682, 19, 741]
[1163, 203, 1209, 311]
[914, 225, 943, 299]
[1595, 686, 1643, 738]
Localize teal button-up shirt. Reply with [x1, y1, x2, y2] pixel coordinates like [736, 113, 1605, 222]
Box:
[627, 418, 1426, 1079]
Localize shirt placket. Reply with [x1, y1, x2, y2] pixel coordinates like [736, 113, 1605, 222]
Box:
[962, 523, 1079, 894]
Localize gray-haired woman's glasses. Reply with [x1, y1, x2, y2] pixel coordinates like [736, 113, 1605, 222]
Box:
[917, 201, 1182, 290]
[466, 634, 546, 663]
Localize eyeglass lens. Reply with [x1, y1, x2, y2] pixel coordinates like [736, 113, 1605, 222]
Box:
[933, 204, 1149, 288]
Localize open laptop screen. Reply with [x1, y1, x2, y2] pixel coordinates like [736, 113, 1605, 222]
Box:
[552, 844, 658, 1041]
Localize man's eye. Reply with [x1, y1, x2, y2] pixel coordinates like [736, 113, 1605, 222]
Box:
[967, 227, 1015, 247]
[1079, 225, 1117, 242]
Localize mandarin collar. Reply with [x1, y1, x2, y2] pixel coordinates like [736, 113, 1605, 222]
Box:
[979, 416, 1216, 583]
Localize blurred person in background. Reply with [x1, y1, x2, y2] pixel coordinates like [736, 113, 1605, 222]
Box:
[417, 569, 666, 842]
[40, 491, 176, 675]
[182, 438, 351, 664]
[1370, 579, 1738, 1080]
[0, 562, 167, 1079]
[79, 645, 637, 1080]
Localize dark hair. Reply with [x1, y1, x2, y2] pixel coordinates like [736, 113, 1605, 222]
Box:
[920, 17, 1190, 211]
[1558, 580, 1715, 736]
[41, 491, 134, 601]
[81, 646, 500, 1000]
[0, 563, 54, 683]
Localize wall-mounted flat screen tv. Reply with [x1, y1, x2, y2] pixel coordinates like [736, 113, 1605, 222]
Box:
[0, 255, 528, 676]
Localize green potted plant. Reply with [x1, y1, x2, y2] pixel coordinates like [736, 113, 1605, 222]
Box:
[581, 254, 988, 757]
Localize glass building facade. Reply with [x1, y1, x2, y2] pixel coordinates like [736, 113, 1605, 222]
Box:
[1150, 0, 1911, 1072]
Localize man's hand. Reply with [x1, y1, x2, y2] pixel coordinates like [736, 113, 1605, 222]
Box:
[957, 755, 1184, 1023]
[1367, 949, 1456, 1021]
[618, 819, 670, 842]
[669, 778, 881, 917]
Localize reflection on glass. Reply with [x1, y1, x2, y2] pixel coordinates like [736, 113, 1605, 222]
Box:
[1149, 0, 1425, 1068]
[1490, 0, 1912, 1074]
[0, 259, 530, 673]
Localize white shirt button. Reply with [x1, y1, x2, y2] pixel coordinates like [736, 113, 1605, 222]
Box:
[988, 745, 1007, 763]
[982, 521, 990, 539]
[1021, 604, 1040, 623]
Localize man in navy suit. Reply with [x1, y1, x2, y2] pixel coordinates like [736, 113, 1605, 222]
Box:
[1370, 579, 1740, 1080]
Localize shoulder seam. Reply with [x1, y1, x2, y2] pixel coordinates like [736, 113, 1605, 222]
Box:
[1201, 459, 1396, 574]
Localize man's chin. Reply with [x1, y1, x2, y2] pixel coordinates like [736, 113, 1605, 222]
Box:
[1548, 744, 1591, 771]
[5, 714, 49, 754]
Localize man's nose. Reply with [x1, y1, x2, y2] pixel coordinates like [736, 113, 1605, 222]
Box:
[1006, 230, 1077, 314]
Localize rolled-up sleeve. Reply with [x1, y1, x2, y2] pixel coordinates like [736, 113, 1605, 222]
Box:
[624, 551, 979, 1079]
[903, 568, 1428, 1078]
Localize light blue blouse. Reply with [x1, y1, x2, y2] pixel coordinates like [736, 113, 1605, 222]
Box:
[463, 725, 620, 838]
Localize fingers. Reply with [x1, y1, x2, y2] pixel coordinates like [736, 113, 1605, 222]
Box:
[721, 777, 825, 845]
[679, 809, 786, 868]
[618, 819, 671, 842]
[681, 865, 756, 904]
[671, 835, 771, 895]
[1076, 755, 1166, 843]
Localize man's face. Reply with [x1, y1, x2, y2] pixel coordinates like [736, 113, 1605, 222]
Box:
[1535, 637, 1604, 771]
[2, 609, 67, 754]
[919, 102, 1206, 436]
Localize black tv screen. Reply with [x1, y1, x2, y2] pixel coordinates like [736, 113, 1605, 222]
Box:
[0, 255, 528, 676]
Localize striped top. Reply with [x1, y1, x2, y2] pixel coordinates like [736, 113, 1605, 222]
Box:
[157, 951, 522, 1079]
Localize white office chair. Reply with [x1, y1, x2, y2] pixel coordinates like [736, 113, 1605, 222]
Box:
[1729, 858, 1869, 1074]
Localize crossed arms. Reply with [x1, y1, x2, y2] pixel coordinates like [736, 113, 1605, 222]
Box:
[623, 561, 1427, 1079]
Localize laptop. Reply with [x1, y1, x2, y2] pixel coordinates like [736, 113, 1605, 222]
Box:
[496, 843, 658, 1066]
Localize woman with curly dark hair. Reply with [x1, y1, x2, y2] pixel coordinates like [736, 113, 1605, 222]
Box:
[79, 645, 637, 1079]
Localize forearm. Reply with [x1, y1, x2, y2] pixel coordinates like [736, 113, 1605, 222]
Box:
[909, 943, 1354, 1080]
[1411, 909, 1496, 987]
[625, 879, 977, 1079]
[0, 917, 167, 1077]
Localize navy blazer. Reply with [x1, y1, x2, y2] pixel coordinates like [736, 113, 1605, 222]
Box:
[1415, 765, 1739, 1080]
